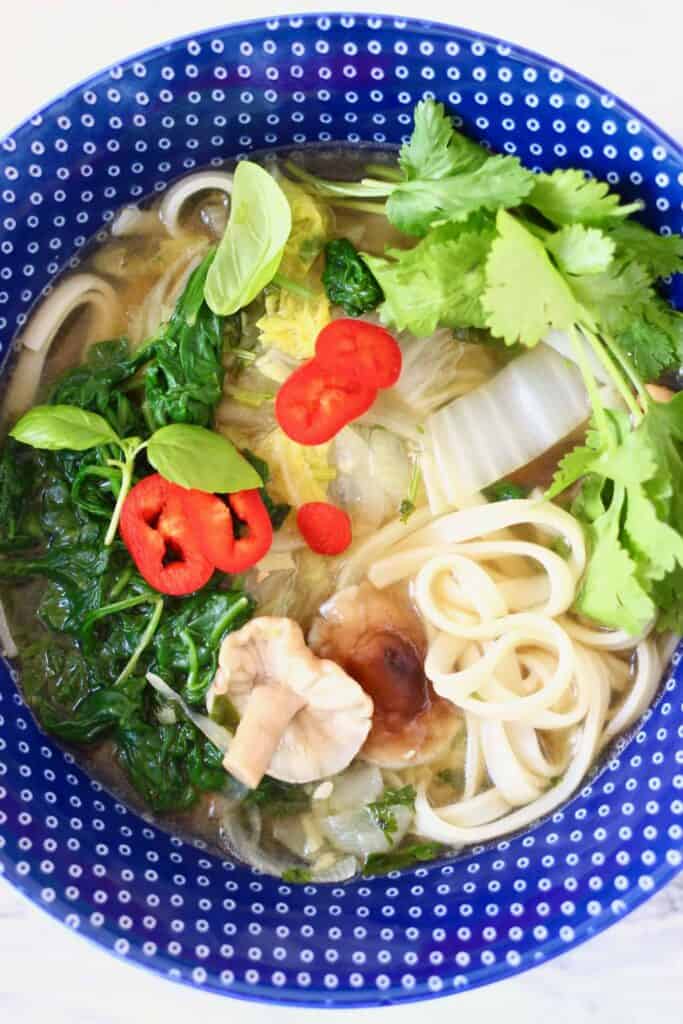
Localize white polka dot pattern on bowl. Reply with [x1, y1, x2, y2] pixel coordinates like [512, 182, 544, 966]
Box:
[0, 13, 681, 1009]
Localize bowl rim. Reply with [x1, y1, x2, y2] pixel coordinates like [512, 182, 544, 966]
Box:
[0, 10, 681, 1009]
[2, 10, 681, 156]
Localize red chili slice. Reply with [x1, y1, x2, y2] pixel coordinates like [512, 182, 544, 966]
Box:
[315, 319, 402, 389]
[182, 488, 273, 573]
[275, 359, 377, 445]
[120, 474, 213, 596]
[297, 501, 352, 555]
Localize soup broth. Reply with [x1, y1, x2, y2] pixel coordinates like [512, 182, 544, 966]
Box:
[0, 126, 675, 881]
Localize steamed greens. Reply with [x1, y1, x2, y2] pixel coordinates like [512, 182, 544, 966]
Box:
[0, 262, 266, 813]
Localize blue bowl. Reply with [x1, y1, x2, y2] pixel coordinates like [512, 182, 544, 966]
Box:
[0, 13, 681, 1009]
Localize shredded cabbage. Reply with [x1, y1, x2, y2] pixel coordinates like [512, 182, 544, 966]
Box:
[278, 178, 333, 279]
[332, 426, 412, 529]
[393, 329, 496, 417]
[256, 428, 335, 507]
[256, 287, 331, 359]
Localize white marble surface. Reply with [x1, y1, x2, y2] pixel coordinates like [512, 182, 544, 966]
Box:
[0, 1, 681, 1021]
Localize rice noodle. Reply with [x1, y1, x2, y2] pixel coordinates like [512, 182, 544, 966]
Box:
[2, 274, 120, 425]
[364, 498, 660, 846]
[111, 204, 163, 238]
[159, 171, 234, 237]
[128, 238, 209, 343]
[0, 599, 17, 658]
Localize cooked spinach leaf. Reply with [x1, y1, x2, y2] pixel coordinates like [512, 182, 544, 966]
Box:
[0, 254, 255, 814]
[242, 776, 310, 817]
[363, 842, 446, 876]
[322, 238, 383, 316]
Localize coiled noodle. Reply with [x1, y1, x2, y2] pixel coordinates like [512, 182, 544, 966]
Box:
[365, 498, 661, 846]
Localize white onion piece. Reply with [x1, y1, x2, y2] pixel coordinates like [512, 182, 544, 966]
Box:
[159, 171, 234, 237]
[0, 599, 17, 658]
[273, 814, 324, 860]
[312, 855, 358, 882]
[220, 812, 300, 877]
[326, 761, 383, 814]
[427, 345, 590, 503]
[146, 672, 232, 752]
[320, 805, 412, 857]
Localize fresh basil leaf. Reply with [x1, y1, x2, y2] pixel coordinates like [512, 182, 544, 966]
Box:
[204, 161, 292, 316]
[146, 424, 262, 493]
[10, 404, 121, 452]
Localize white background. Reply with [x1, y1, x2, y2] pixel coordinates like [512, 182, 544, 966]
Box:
[0, 2, 682, 1022]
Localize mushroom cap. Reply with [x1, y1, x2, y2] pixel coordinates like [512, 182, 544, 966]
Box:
[209, 617, 373, 784]
[309, 582, 462, 768]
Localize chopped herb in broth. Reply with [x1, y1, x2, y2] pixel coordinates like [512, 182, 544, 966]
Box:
[0, 100, 680, 881]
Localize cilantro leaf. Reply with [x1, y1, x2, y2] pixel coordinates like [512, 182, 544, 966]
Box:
[546, 441, 599, 499]
[645, 298, 683, 364]
[609, 220, 683, 279]
[546, 224, 615, 275]
[615, 316, 677, 381]
[624, 485, 683, 583]
[387, 155, 535, 237]
[363, 221, 493, 336]
[638, 394, 683, 527]
[567, 259, 653, 335]
[562, 399, 683, 635]
[399, 99, 487, 181]
[483, 210, 584, 345]
[651, 566, 683, 632]
[367, 785, 416, 842]
[547, 412, 655, 499]
[608, 296, 683, 383]
[529, 168, 643, 226]
[574, 484, 656, 634]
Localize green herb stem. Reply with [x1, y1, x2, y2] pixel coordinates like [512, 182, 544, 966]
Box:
[327, 198, 389, 216]
[568, 324, 611, 447]
[104, 456, 134, 546]
[580, 324, 643, 423]
[232, 347, 258, 364]
[210, 596, 251, 645]
[364, 162, 402, 183]
[180, 628, 200, 700]
[600, 329, 650, 411]
[81, 592, 156, 651]
[114, 597, 164, 688]
[104, 439, 146, 547]
[109, 565, 133, 600]
[271, 272, 316, 300]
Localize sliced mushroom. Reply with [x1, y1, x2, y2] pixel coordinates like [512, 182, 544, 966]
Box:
[309, 582, 461, 768]
[207, 617, 373, 789]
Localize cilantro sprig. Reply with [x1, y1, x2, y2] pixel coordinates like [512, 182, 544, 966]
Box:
[290, 97, 683, 635]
